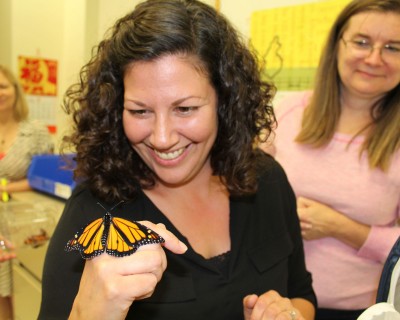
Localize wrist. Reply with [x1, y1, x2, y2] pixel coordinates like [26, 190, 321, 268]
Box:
[327, 209, 346, 238]
[0, 178, 8, 193]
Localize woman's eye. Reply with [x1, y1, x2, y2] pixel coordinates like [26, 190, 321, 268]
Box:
[384, 44, 400, 53]
[176, 106, 197, 114]
[127, 109, 149, 116]
[352, 39, 370, 48]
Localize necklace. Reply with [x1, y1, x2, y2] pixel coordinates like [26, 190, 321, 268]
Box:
[0, 121, 18, 153]
[0, 139, 5, 154]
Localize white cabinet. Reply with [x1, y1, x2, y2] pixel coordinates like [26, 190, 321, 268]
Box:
[12, 261, 42, 320]
[8, 192, 65, 320]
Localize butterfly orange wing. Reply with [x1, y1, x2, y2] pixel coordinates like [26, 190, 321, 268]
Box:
[65, 217, 107, 259]
[66, 214, 165, 259]
[106, 217, 165, 257]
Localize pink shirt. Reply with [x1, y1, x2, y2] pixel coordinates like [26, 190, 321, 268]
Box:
[269, 91, 400, 309]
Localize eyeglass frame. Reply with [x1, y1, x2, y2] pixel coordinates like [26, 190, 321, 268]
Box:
[341, 36, 400, 63]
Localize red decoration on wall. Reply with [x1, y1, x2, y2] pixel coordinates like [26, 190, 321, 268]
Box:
[18, 56, 57, 96]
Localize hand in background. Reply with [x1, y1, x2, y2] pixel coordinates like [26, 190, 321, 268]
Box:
[243, 290, 305, 320]
[0, 238, 16, 262]
[297, 196, 371, 249]
[297, 196, 340, 241]
[69, 222, 187, 320]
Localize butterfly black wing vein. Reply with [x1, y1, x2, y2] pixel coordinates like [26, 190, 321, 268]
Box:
[65, 212, 165, 260]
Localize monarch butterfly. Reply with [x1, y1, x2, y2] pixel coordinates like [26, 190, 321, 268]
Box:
[65, 210, 165, 260]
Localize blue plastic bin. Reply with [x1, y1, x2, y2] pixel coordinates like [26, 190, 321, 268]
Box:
[27, 154, 76, 199]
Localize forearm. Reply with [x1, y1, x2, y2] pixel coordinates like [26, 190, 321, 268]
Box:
[291, 298, 315, 320]
[298, 197, 372, 250]
[329, 211, 370, 250]
[327, 210, 400, 262]
[1, 179, 31, 193]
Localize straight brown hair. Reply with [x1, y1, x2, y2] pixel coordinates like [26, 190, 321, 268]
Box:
[296, 0, 400, 171]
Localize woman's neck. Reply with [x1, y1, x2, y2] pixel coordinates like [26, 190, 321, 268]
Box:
[151, 172, 225, 202]
[0, 110, 17, 125]
[144, 173, 230, 259]
[338, 94, 376, 135]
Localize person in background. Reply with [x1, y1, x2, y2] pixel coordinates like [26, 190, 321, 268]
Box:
[0, 65, 54, 320]
[259, 0, 400, 319]
[39, 0, 316, 319]
[0, 65, 54, 193]
[0, 238, 15, 263]
[0, 237, 15, 320]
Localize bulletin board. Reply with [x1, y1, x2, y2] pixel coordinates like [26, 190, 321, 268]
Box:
[250, 0, 350, 91]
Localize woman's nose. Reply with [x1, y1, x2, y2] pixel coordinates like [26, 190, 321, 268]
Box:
[364, 46, 385, 66]
[148, 115, 179, 150]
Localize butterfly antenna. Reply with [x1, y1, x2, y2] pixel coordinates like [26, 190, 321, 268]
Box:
[96, 200, 125, 213]
[110, 200, 125, 211]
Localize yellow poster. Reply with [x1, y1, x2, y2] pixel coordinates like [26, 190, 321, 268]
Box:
[250, 0, 349, 91]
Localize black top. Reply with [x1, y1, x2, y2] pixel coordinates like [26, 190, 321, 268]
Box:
[39, 155, 316, 319]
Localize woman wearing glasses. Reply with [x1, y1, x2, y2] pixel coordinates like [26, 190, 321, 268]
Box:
[260, 0, 400, 319]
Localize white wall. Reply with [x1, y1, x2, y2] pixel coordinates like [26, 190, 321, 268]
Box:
[0, 0, 320, 149]
[0, 0, 12, 66]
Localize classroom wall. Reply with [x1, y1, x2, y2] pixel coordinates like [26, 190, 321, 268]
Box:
[0, 0, 319, 149]
[220, 0, 320, 38]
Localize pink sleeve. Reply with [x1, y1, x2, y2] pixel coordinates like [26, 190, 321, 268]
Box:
[357, 225, 400, 263]
[274, 90, 312, 120]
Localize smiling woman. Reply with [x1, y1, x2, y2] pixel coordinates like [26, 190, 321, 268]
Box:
[39, 0, 317, 319]
[259, 0, 400, 319]
[337, 11, 400, 103]
[0, 65, 53, 320]
[122, 54, 218, 187]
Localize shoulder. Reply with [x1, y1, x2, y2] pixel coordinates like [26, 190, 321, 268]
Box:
[388, 150, 400, 186]
[255, 151, 289, 185]
[250, 152, 297, 218]
[20, 119, 49, 133]
[19, 119, 54, 151]
[274, 90, 312, 121]
[67, 183, 104, 212]
[61, 184, 102, 223]
[19, 120, 52, 141]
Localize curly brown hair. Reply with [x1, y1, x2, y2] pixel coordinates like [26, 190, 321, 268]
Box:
[63, 0, 276, 202]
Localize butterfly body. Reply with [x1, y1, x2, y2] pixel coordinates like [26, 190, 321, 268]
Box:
[65, 212, 165, 260]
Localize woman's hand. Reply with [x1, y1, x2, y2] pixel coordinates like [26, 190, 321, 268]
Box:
[297, 196, 370, 249]
[243, 291, 305, 320]
[69, 222, 187, 320]
[297, 196, 341, 240]
[0, 238, 16, 262]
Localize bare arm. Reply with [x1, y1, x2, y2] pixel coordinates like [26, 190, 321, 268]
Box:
[297, 196, 370, 249]
[1, 179, 32, 193]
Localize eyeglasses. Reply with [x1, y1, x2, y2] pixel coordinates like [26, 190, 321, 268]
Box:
[341, 37, 400, 63]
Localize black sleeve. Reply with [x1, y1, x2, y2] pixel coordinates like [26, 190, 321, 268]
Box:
[283, 169, 317, 305]
[38, 186, 100, 319]
[257, 154, 317, 307]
